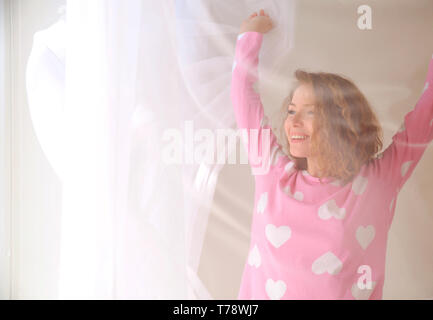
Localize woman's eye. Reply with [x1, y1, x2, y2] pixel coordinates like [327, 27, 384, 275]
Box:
[287, 110, 314, 115]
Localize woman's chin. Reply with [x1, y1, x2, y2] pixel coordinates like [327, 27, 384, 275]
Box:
[289, 149, 309, 158]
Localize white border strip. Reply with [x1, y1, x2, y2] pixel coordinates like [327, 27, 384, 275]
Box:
[0, 0, 12, 300]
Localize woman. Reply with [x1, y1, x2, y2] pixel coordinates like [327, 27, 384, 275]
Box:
[231, 9, 433, 299]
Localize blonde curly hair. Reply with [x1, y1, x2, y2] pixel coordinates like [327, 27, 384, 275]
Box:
[279, 69, 384, 185]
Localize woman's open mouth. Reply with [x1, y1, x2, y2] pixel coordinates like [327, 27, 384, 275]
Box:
[290, 135, 309, 143]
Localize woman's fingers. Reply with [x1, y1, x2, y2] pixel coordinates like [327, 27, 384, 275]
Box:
[250, 9, 269, 16]
[259, 9, 270, 17]
[249, 9, 270, 20]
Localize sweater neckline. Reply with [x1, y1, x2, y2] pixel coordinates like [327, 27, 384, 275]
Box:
[301, 170, 335, 183]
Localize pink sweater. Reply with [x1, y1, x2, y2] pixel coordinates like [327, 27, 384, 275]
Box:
[231, 31, 433, 300]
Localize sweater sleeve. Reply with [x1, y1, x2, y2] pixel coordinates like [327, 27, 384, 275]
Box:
[230, 32, 289, 176]
[374, 55, 433, 224]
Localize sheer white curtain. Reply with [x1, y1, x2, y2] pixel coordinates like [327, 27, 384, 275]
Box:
[59, 0, 192, 299]
[25, 0, 295, 299]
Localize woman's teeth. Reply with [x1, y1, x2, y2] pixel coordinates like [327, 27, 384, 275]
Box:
[291, 135, 309, 140]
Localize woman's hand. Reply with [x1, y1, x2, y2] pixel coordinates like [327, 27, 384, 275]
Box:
[240, 9, 274, 34]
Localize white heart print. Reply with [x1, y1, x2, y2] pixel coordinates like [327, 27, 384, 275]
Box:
[351, 281, 376, 300]
[232, 61, 237, 72]
[257, 192, 268, 214]
[401, 161, 412, 178]
[265, 224, 292, 248]
[356, 225, 375, 250]
[330, 179, 343, 187]
[265, 278, 287, 300]
[352, 175, 368, 195]
[293, 191, 304, 201]
[311, 251, 343, 275]
[318, 199, 346, 220]
[282, 185, 303, 201]
[270, 146, 286, 166]
[284, 161, 295, 173]
[248, 244, 261, 268]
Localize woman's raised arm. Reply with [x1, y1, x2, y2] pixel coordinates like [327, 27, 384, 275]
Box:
[231, 10, 290, 176]
[373, 54, 433, 224]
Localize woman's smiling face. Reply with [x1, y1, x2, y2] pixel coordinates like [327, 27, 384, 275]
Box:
[284, 84, 316, 158]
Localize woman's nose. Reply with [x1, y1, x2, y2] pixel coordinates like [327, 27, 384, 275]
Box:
[292, 113, 303, 126]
